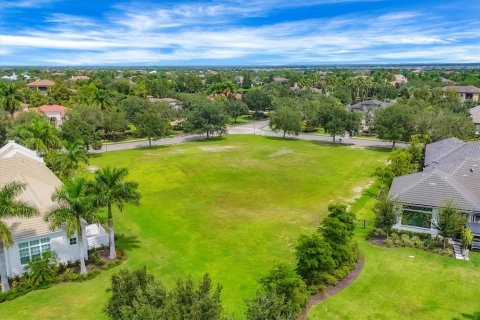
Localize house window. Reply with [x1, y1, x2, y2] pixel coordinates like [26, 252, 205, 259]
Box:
[473, 214, 480, 223]
[466, 93, 473, 100]
[69, 237, 77, 245]
[18, 237, 51, 265]
[401, 205, 433, 229]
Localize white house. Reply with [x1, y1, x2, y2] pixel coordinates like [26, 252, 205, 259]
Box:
[36, 105, 69, 128]
[0, 141, 108, 278]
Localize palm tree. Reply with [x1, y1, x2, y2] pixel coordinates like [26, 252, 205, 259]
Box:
[47, 140, 89, 178]
[14, 117, 62, 154]
[94, 89, 111, 111]
[0, 182, 39, 292]
[91, 167, 140, 259]
[45, 178, 98, 274]
[0, 82, 22, 116]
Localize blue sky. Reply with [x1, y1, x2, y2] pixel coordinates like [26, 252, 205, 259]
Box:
[0, 0, 479, 66]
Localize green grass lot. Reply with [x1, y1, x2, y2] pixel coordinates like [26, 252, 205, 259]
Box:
[1, 135, 479, 319]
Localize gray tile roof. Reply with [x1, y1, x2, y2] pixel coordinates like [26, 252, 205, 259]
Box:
[348, 99, 394, 111]
[391, 137, 480, 212]
[424, 137, 464, 166]
[469, 106, 480, 124]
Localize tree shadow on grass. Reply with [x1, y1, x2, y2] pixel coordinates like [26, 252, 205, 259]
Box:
[115, 233, 141, 251]
[454, 312, 480, 320]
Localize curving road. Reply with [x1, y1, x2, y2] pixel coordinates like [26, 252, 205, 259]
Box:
[90, 121, 404, 153]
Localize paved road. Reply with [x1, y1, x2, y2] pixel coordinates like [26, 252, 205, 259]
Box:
[90, 121, 403, 153]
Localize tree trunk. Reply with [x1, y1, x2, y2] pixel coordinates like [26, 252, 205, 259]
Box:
[392, 140, 396, 149]
[148, 137, 152, 148]
[332, 135, 336, 143]
[77, 224, 87, 274]
[283, 130, 286, 138]
[0, 241, 10, 292]
[206, 131, 210, 139]
[108, 204, 117, 260]
[234, 116, 237, 123]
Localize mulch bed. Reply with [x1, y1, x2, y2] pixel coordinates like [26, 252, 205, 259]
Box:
[300, 255, 365, 319]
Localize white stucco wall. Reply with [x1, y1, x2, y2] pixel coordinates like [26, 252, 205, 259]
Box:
[4, 228, 88, 277]
[41, 111, 63, 127]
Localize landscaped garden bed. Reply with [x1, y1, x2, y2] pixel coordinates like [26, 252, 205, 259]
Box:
[0, 247, 126, 303]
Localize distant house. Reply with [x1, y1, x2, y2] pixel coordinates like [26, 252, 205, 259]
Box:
[390, 74, 407, 86]
[441, 77, 457, 86]
[252, 77, 265, 86]
[442, 85, 480, 102]
[389, 137, 480, 248]
[0, 141, 109, 278]
[1, 73, 17, 81]
[26, 80, 55, 95]
[234, 76, 244, 85]
[70, 75, 90, 82]
[147, 96, 183, 111]
[272, 76, 289, 84]
[36, 105, 68, 127]
[469, 106, 480, 133]
[347, 99, 394, 131]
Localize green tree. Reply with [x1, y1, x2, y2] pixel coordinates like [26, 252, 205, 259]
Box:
[121, 96, 150, 123]
[269, 106, 302, 138]
[245, 289, 297, 320]
[319, 106, 358, 143]
[60, 104, 103, 150]
[224, 99, 248, 123]
[185, 102, 227, 138]
[258, 264, 308, 312]
[184, 75, 204, 93]
[374, 105, 414, 148]
[0, 82, 22, 116]
[374, 191, 397, 237]
[104, 269, 224, 320]
[45, 140, 89, 178]
[91, 167, 141, 259]
[94, 89, 111, 110]
[134, 104, 171, 147]
[437, 202, 466, 249]
[461, 228, 474, 250]
[295, 234, 335, 286]
[133, 80, 148, 98]
[244, 89, 273, 118]
[389, 148, 413, 176]
[45, 178, 98, 274]
[0, 182, 39, 292]
[13, 116, 62, 154]
[103, 109, 128, 141]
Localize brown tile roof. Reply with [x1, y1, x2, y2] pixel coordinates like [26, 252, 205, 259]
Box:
[443, 85, 480, 94]
[26, 79, 55, 87]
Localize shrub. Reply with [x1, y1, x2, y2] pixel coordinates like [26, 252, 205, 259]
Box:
[400, 234, 413, 247]
[384, 238, 394, 247]
[333, 266, 351, 280]
[245, 289, 297, 320]
[25, 251, 58, 286]
[320, 273, 338, 286]
[258, 264, 308, 311]
[88, 251, 106, 266]
[411, 236, 424, 249]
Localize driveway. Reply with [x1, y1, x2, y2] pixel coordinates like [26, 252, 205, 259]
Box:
[90, 121, 403, 153]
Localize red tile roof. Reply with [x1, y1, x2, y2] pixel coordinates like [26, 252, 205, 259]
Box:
[36, 105, 68, 116]
[27, 80, 55, 87]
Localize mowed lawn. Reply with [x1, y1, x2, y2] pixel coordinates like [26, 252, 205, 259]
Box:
[308, 186, 480, 320]
[0, 135, 387, 319]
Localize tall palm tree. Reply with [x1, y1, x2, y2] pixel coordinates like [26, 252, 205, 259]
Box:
[0, 82, 22, 116]
[91, 167, 140, 259]
[47, 140, 89, 178]
[45, 178, 98, 274]
[0, 182, 39, 292]
[15, 117, 62, 154]
[94, 89, 111, 111]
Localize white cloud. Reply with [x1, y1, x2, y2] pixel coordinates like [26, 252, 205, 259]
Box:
[1, 0, 479, 65]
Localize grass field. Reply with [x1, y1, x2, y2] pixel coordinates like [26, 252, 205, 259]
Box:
[1, 135, 479, 319]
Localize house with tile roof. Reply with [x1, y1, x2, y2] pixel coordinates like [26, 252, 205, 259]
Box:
[442, 85, 480, 102]
[469, 105, 480, 133]
[0, 142, 108, 281]
[347, 98, 395, 131]
[36, 105, 69, 127]
[389, 137, 480, 248]
[26, 79, 55, 95]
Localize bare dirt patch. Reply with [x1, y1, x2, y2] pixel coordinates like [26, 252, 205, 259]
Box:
[342, 180, 374, 204]
[270, 147, 294, 157]
[199, 145, 235, 152]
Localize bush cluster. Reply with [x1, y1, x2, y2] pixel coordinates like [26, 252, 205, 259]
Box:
[374, 230, 453, 256]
